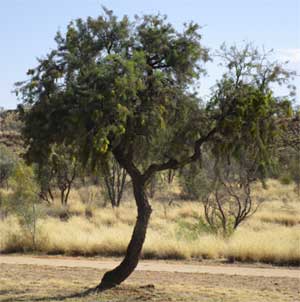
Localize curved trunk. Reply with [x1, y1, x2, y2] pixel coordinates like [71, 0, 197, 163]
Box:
[96, 178, 152, 291]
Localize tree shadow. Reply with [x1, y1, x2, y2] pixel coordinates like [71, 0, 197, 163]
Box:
[0, 287, 98, 302]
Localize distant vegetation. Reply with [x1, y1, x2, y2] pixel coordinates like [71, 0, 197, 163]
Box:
[0, 107, 299, 267]
[1, 178, 299, 266]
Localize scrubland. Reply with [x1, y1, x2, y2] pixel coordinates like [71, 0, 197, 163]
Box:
[0, 179, 299, 266]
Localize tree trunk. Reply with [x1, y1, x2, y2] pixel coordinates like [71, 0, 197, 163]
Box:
[60, 187, 66, 206]
[96, 178, 152, 291]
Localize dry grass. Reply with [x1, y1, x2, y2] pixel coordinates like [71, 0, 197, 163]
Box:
[255, 201, 300, 226]
[0, 180, 299, 265]
[226, 225, 300, 265]
[1, 263, 299, 302]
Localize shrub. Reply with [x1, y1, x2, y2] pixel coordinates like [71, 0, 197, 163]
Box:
[279, 173, 293, 185]
[0, 144, 17, 188]
[6, 161, 41, 250]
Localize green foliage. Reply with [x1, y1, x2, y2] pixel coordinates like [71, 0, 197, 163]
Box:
[176, 217, 214, 241]
[10, 8, 298, 289]
[5, 161, 40, 249]
[208, 44, 295, 180]
[274, 110, 300, 194]
[16, 10, 294, 190]
[0, 144, 17, 187]
[176, 215, 235, 241]
[16, 9, 209, 174]
[276, 147, 300, 190]
[279, 172, 293, 185]
[35, 161, 54, 203]
[35, 144, 79, 205]
[7, 161, 38, 210]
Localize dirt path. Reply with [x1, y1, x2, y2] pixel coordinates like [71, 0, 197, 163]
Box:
[0, 255, 299, 279]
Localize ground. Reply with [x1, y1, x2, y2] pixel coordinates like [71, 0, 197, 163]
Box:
[0, 256, 299, 302]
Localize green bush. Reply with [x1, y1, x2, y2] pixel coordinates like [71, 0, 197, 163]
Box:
[0, 144, 17, 188]
[6, 161, 41, 250]
[176, 217, 216, 241]
[279, 173, 293, 185]
[176, 215, 236, 241]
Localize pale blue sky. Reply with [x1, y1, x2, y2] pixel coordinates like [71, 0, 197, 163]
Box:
[1, 0, 299, 109]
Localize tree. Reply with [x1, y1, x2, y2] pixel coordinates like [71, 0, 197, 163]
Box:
[35, 161, 55, 204]
[17, 9, 293, 291]
[0, 144, 17, 188]
[35, 144, 79, 206]
[209, 43, 295, 178]
[101, 156, 127, 207]
[199, 43, 294, 234]
[276, 110, 300, 194]
[203, 154, 263, 237]
[52, 146, 78, 206]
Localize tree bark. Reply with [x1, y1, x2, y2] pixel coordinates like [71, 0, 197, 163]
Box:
[96, 177, 152, 291]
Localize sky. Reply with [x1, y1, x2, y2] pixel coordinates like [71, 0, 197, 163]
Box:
[0, 0, 299, 109]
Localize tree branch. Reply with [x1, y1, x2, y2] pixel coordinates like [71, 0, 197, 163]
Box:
[142, 126, 217, 181]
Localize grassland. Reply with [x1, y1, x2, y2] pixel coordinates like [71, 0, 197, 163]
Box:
[0, 179, 299, 265]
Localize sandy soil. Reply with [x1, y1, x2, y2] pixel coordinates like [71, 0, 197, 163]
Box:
[0, 255, 299, 278]
[1, 262, 299, 302]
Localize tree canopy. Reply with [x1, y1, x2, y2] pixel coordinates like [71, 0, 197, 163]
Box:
[17, 9, 210, 176]
[16, 8, 294, 291]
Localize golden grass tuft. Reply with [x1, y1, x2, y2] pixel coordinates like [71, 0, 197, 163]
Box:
[0, 179, 299, 265]
[255, 200, 300, 226]
[0, 215, 25, 252]
[226, 225, 300, 265]
[35, 216, 131, 256]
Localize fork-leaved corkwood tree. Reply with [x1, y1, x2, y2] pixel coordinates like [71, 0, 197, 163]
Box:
[17, 9, 293, 291]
